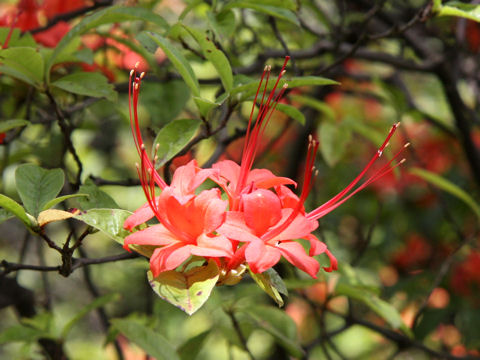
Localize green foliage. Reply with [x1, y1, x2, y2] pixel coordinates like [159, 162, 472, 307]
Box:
[434, 1, 480, 22]
[51, 72, 117, 101]
[248, 268, 287, 307]
[0, 47, 44, 86]
[15, 164, 64, 218]
[153, 118, 201, 166]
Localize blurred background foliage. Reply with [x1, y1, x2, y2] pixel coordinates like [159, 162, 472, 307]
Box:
[1, 0, 480, 359]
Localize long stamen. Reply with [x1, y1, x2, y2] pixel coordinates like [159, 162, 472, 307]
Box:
[307, 138, 408, 221]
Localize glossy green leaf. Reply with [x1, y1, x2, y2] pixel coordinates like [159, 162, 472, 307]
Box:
[244, 305, 303, 358]
[52, 72, 117, 101]
[193, 94, 228, 118]
[47, 5, 168, 78]
[137, 31, 200, 96]
[318, 121, 352, 167]
[15, 164, 64, 218]
[153, 118, 201, 167]
[206, 10, 236, 39]
[248, 268, 286, 306]
[0, 47, 44, 86]
[148, 260, 220, 315]
[183, 25, 234, 92]
[224, 1, 299, 25]
[335, 282, 413, 337]
[0, 120, 29, 133]
[232, 75, 338, 99]
[178, 330, 210, 360]
[112, 318, 180, 360]
[74, 208, 133, 244]
[62, 293, 120, 339]
[275, 103, 305, 125]
[42, 194, 88, 211]
[0, 194, 31, 227]
[410, 167, 480, 219]
[76, 179, 119, 210]
[435, 2, 480, 22]
[0, 28, 36, 48]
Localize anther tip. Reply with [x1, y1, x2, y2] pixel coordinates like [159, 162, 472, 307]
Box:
[140, 72, 145, 79]
[282, 83, 289, 89]
[129, 69, 134, 77]
[400, 158, 406, 164]
[140, 144, 145, 150]
[404, 142, 411, 148]
[264, 65, 269, 71]
[135, 61, 140, 69]
[280, 69, 286, 76]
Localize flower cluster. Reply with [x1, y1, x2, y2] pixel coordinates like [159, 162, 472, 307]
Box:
[123, 57, 406, 283]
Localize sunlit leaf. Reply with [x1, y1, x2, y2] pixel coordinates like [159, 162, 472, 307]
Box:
[137, 31, 200, 96]
[248, 268, 286, 306]
[0, 47, 44, 86]
[182, 25, 234, 92]
[148, 260, 220, 315]
[52, 72, 117, 101]
[74, 208, 132, 244]
[410, 167, 480, 219]
[37, 209, 75, 227]
[435, 1, 480, 22]
[42, 194, 88, 211]
[153, 118, 201, 167]
[112, 318, 180, 360]
[76, 179, 119, 210]
[0, 194, 31, 227]
[15, 164, 64, 218]
[0, 120, 29, 133]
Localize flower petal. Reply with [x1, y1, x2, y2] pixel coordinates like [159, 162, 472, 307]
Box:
[246, 240, 281, 274]
[124, 224, 178, 250]
[217, 212, 260, 243]
[249, 168, 296, 189]
[190, 234, 234, 257]
[304, 234, 327, 256]
[270, 209, 318, 241]
[242, 189, 282, 236]
[323, 249, 338, 272]
[278, 241, 319, 278]
[212, 160, 240, 188]
[150, 243, 192, 276]
[123, 199, 158, 231]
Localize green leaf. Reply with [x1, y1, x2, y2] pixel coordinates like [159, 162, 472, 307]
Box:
[0, 28, 36, 48]
[206, 10, 236, 39]
[148, 260, 220, 315]
[231, 75, 338, 99]
[243, 305, 304, 358]
[224, 1, 299, 25]
[335, 282, 413, 337]
[0, 119, 29, 133]
[137, 31, 200, 97]
[275, 103, 305, 125]
[52, 72, 117, 101]
[0, 325, 45, 345]
[74, 208, 133, 244]
[112, 318, 180, 360]
[0, 194, 31, 227]
[178, 330, 210, 360]
[0, 208, 14, 225]
[318, 121, 352, 167]
[47, 5, 169, 78]
[42, 194, 88, 211]
[153, 119, 201, 167]
[141, 81, 191, 125]
[76, 179, 119, 210]
[15, 164, 64, 218]
[435, 2, 480, 22]
[410, 167, 480, 219]
[62, 293, 120, 339]
[248, 268, 286, 306]
[193, 94, 228, 118]
[0, 47, 44, 86]
[290, 95, 335, 120]
[182, 25, 234, 93]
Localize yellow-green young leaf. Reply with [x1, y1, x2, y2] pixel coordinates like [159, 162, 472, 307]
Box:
[15, 164, 64, 218]
[37, 209, 75, 227]
[335, 282, 413, 337]
[243, 305, 304, 358]
[435, 2, 480, 22]
[111, 318, 180, 360]
[153, 119, 201, 166]
[137, 31, 200, 97]
[52, 72, 117, 101]
[46, 5, 169, 79]
[74, 208, 133, 244]
[182, 25, 234, 93]
[410, 167, 480, 219]
[0, 120, 29, 133]
[0, 194, 31, 227]
[148, 260, 220, 315]
[275, 103, 305, 125]
[248, 268, 286, 307]
[0, 47, 44, 86]
[224, 1, 299, 25]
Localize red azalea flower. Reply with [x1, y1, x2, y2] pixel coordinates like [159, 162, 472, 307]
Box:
[0, 133, 6, 144]
[33, 20, 70, 47]
[42, 0, 87, 20]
